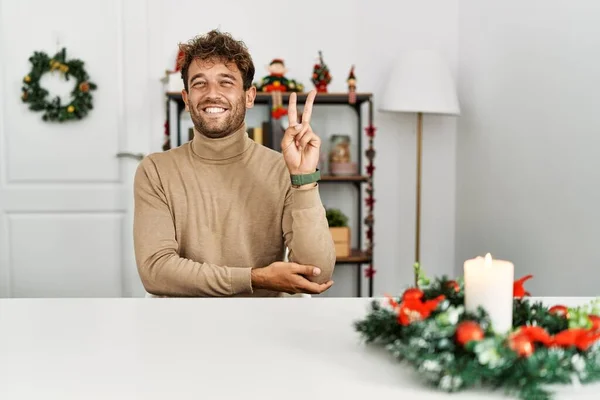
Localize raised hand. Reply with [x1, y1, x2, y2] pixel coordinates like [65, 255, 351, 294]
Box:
[281, 90, 321, 176]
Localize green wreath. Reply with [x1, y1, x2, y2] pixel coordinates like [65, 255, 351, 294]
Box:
[21, 48, 97, 122]
[355, 264, 600, 400]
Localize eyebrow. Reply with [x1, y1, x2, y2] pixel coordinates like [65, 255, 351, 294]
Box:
[189, 73, 238, 83]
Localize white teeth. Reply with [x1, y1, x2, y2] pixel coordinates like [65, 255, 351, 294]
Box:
[205, 107, 226, 114]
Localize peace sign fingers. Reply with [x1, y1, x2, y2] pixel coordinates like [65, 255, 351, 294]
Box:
[301, 89, 317, 124]
[287, 90, 317, 127]
[287, 92, 298, 127]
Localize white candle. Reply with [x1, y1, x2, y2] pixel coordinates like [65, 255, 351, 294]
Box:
[464, 253, 514, 333]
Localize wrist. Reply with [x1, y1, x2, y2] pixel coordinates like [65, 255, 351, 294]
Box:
[290, 169, 321, 187]
[289, 168, 316, 176]
[293, 182, 317, 190]
[250, 267, 267, 290]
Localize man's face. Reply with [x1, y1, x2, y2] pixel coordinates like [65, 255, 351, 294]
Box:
[182, 58, 256, 139]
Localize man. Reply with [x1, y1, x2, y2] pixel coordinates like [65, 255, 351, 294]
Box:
[133, 30, 336, 297]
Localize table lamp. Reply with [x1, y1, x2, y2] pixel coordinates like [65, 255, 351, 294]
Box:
[379, 49, 460, 285]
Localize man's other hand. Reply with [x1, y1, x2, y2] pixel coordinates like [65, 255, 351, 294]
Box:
[251, 262, 334, 295]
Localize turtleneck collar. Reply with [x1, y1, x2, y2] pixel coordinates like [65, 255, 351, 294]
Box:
[190, 123, 252, 162]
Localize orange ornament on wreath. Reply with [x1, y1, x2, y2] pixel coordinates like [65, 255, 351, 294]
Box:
[455, 321, 484, 346]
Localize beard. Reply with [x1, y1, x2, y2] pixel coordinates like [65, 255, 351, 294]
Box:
[189, 94, 246, 139]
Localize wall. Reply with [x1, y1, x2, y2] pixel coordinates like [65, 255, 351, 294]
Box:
[149, 0, 459, 296]
[456, 0, 600, 295]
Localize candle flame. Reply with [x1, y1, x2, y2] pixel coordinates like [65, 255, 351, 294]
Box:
[484, 253, 492, 267]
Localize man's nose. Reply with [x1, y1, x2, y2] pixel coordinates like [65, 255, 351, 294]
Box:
[205, 81, 222, 98]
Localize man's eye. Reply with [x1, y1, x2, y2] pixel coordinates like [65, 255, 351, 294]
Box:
[193, 81, 205, 87]
[221, 81, 233, 85]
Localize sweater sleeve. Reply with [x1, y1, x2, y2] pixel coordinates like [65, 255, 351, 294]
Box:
[281, 183, 336, 284]
[133, 157, 253, 297]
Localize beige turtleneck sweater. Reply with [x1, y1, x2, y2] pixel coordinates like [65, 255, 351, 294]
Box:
[133, 124, 336, 297]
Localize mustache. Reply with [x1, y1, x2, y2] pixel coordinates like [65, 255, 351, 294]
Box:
[197, 100, 230, 109]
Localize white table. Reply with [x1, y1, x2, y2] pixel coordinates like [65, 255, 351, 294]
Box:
[0, 297, 598, 399]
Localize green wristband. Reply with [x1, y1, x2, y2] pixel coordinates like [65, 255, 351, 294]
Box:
[290, 169, 321, 186]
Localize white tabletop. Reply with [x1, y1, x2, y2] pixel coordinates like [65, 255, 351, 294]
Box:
[0, 296, 598, 400]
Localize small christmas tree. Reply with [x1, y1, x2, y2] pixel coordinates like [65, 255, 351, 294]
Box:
[311, 51, 331, 93]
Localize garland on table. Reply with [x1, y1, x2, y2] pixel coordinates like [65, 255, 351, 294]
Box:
[354, 264, 600, 400]
[21, 48, 97, 122]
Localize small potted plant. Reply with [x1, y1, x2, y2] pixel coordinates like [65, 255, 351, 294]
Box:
[326, 208, 350, 258]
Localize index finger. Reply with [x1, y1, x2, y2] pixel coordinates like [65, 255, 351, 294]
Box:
[287, 92, 298, 127]
[301, 90, 317, 124]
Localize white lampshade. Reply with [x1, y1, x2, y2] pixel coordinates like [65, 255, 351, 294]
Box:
[379, 50, 460, 115]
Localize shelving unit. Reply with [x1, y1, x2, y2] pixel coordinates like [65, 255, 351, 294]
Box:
[164, 91, 375, 297]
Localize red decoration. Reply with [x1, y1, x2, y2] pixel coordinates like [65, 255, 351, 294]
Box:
[255, 59, 303, 120]
[365, 196, 375, 207]
[162, 120, 170, 151]
[272, 106, 287, 119]
[455, 321, 484, 346]
[366, 164, 375, 175]
[512, 326, 552, 346]
[175, 50, 184, 71]
[445, 280, 460, 293]
[364, 265, 376, 278]
[512, 324, 600, 351]
[311, 51, 331, 93]
[402, 288, 424, 301]
[397, 294, 445, 326]
[509, 334, 534, 357]
[365, 125, 376, 137]
[386, 295, 399, 309]
[513, 275, 533, 298]
[316, 82, 328, 93]
[589, 315, 600, 331]
[552, 328, 600, 351]
[549, 305, 569, 318]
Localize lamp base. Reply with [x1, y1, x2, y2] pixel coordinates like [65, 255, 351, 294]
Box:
[414, 112, 423, 287]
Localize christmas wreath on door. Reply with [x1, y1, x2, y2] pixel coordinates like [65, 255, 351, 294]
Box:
[21, 48, 97, 122]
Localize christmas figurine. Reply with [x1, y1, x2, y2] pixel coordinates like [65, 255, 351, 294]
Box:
[162, 49, 185, 93]
[311, 51, 331, 93]
[347, 65, 357, 104]
[255, 59, 304, 119]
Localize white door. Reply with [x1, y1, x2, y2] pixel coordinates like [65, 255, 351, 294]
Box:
[0, 0, 157, 298]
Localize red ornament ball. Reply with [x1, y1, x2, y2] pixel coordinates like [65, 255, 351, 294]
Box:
[549, 305, 569, 318]
[445, 280, 460, 293]
[509, 334, 534, 357]
[455, 321, 484, 346]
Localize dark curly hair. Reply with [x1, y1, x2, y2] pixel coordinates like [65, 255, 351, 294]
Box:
[177, 30, 255, 92]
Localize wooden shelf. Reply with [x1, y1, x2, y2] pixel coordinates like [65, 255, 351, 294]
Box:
[166, 91, 372, 106]
[336, 250, 372, 264]
[320, 175, 369, 183]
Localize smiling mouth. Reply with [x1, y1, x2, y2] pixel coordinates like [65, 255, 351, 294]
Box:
[202, 106, 228, 115]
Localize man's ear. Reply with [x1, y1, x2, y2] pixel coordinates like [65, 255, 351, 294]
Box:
[245, 86, 257, 109]
[182, 89, 189, 111]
